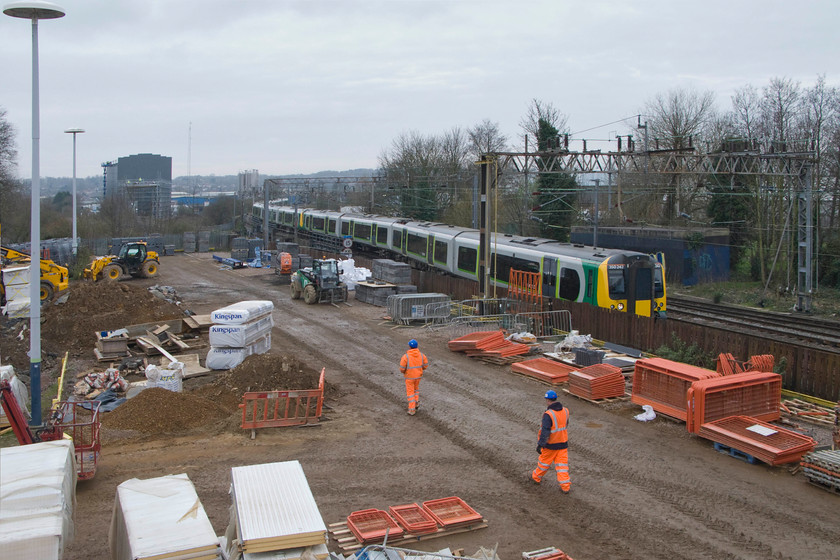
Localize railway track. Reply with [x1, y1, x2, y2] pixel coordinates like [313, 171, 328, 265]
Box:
[667, 294, 840, 351]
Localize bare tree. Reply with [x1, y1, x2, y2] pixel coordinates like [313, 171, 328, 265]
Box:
[519, 99, 569, 150]
[467, 119, 508, 161]
[731, 84, 761, 141]
[761, 77, 802, 145]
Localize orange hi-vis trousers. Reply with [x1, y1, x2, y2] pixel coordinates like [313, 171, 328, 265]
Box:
[405, 378, 420, 411]
[532, 447, 571, 491]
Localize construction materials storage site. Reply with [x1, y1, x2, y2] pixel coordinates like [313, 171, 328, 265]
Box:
[1, 252, 839, 560]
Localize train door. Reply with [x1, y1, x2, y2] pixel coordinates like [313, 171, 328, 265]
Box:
[428, 235, 436, 264]
[542, 257, 557, 298]
[625, 258, 654, 316]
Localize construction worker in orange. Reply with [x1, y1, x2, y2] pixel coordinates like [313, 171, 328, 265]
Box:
[530, 390, 571, 493]
[400, 339, 428, 416]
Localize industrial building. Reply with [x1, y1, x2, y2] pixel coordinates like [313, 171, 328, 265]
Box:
[101, 153, 173, 219]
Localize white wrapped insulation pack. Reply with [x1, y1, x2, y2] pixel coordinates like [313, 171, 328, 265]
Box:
[209, 314, 274, 348]
[210, 300, 274, 325]
[206, 334, 272, 370]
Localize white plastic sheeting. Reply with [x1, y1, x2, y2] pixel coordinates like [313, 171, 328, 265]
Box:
[211, 300, 274, 325]
[0, 440, 76, 560]
[206, 334, 272, 370]
[209, 315, 274, 348]
[109, 473, 221, 560]
[0, 364, 29, 422]
[337, 258, 370, 292]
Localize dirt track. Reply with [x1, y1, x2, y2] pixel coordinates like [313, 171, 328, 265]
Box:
[51, 254, 840, 560]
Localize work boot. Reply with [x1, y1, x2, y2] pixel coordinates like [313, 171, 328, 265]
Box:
[529, 476, 540, 485]
[408, 409, 416, 416]
[560, 487, 571, 494]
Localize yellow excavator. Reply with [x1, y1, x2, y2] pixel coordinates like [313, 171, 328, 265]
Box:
[84, 241, 160, 282]
[0, 245, 69, 302]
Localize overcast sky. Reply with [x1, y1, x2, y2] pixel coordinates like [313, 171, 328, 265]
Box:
[2, 0, 839, 180]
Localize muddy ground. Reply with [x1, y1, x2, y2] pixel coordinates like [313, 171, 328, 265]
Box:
[3, 253, 839, 560]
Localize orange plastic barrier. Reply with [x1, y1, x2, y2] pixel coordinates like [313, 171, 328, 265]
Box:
[686, 372, 782, 433]
[508, 269, 542, 305]
[569, 364, 625, 400]
[239, 368, 325, 431]
[347, 509, 404, 543]
[448, 331, 505, 352]
[631, 358, 719, 421]
[388, 503, 438, 535]
[421, 496, 482, 528]
[698, 415, 816, 465]
[511, 358, 577, 385]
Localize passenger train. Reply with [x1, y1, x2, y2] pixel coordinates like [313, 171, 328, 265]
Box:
[253, 203, 666, 317]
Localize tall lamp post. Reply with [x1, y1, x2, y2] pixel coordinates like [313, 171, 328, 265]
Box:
[64, 128, 84, 256]
[4, 1, 65, 427]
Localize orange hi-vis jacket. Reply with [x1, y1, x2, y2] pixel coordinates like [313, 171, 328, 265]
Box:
[400, 348, 428, 380]
[538, 403, 569, 450]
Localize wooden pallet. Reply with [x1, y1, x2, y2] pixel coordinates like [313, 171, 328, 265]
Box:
[93, 347, 131, 362]
[469, 354, 529, 365]
[328, 518, 488, 553]
[561, 388, 631, 404]
[508, 369, 568, 387]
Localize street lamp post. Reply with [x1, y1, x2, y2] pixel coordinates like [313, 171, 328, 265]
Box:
[64, 128, 84, 256]
[4, 1, 65, 427]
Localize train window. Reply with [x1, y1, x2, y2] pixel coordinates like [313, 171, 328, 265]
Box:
[312, 216, 325, 232]
[407, 233, 427, 258]
[608, 268, 626, 296]
[393, 229, 403, 250]
[457, 246, 477, 274]
[654, 267, 664, 298]
[492, 254, 539, 282]
[355, 223, 372, 241]
[328, 219, 337, 234]
[434, 240, 448, 264]
[377, 226, 388, 244]
[341, 221, 350, 236]
[635, 267, 652, 300]
[557, 268, 581, 300]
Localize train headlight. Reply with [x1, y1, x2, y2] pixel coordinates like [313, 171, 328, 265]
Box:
[617, 303, 624, 311]
[610, 305, 615, 310]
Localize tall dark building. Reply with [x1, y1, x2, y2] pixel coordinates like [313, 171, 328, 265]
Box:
[102, 153, 173, 219]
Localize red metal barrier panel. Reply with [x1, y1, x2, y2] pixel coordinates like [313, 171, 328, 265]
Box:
[240, 368, 325, 433]
[347, 509, 404, 543]
[54, 400, 101, 480]
[698, 415, 816, 465]
[686, 372, 782, 433]
[421, 496, 482, 528]
[388, 503, 438, 534]
[631, 358, 719, 421]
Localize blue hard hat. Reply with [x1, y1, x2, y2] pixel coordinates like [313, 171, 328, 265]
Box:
[544, 390, 558, 400]
[408, 339, 419, 349]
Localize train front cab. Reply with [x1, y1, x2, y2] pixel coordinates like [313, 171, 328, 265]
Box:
[597, 255, 666, 317]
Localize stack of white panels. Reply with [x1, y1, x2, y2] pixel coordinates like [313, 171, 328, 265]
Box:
[109, 473, 221, 560]
[206, 301, 274, 370]
[0, 440, 76, 560]
[227, 461, 329, 560]
[1, 265, 31, 318]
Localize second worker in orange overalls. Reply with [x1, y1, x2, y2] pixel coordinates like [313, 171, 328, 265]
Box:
[400, 339, 428, 416]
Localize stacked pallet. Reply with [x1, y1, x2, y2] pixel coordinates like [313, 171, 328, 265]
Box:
[227, 461, 329, 559]
[801, 449, 840, 492]
[110, 473, 222, 560]
[686, 372, 782, 433]
[697, 416, 816, 466]
[631, 358, 720, 421]
[511, 358, 577, 385]
[354, 281, 396, 307]
[568, 364, 625, 400]
[388, 504, 438, 535]
[371, 259, 412, 284]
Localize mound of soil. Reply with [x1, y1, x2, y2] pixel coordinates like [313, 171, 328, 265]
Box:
[211, 353, 336, 398]
[42, 282, 183, 355]
[100, 387, 229, 433]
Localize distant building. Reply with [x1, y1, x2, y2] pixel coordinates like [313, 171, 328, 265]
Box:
[101, 153, 173, 219]
[238, 169, 260, 197]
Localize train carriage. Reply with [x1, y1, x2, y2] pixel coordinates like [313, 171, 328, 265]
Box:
[254, 202, 666, 317]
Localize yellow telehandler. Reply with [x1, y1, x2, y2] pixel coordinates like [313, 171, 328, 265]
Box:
[84, 241, 160, 282]
[0, 245, 69, 302]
